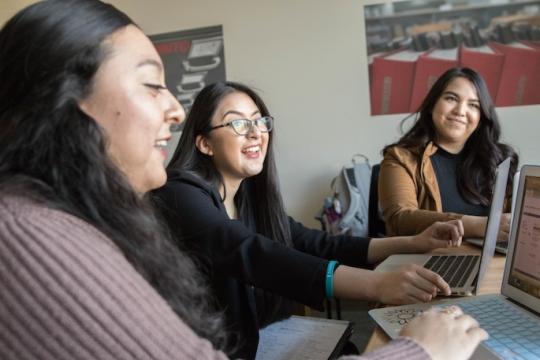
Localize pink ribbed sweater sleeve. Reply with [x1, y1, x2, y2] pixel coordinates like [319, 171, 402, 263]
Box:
[0, 196, 227, 360]
[0, 196, 431, 360]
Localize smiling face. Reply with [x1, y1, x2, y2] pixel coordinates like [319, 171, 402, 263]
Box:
[79, 25, 184, 193]
[196, 91, 269, 187]
[431, 76, 481, 153]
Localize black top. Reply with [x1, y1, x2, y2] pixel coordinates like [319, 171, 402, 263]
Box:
[431, 147, 489, 216]
[154, 170, 372, 359]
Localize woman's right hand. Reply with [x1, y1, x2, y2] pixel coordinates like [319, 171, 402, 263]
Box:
[376, 264, 451, 304]
[400, 306, 488, 360]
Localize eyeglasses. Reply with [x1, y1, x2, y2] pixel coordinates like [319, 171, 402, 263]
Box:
[208, 116, 273, 136]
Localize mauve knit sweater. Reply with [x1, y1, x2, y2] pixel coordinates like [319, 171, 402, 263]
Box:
[0, 195, 429, 360]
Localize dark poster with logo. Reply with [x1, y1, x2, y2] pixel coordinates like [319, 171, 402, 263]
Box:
[150, 25, 226, 115]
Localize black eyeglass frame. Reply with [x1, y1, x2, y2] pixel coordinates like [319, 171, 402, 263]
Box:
[207, 116, 274, 135]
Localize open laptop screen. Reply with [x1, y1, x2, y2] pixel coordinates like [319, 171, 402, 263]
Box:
[507, 175, 540, 300]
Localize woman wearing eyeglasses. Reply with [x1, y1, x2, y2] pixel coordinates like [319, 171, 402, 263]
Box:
[154, 81, 468, 359]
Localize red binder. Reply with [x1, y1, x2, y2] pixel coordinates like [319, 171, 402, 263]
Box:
[490, 41, 540, 106]
[368, 51, 387, 88]
[370, 49, 425, 115]
[409, 48, 458, 112]
[459, 45, 504, 102]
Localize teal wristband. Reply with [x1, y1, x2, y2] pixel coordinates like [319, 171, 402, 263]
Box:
[325, 260, 339, 299]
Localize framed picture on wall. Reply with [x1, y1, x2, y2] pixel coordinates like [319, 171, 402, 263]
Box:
[149, 25, 227, 119]
[364, 0, 540, 116]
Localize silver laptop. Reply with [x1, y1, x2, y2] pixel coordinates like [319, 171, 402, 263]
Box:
[369, 165, 540, 359]
[467, 170, 521, 255]
[375, 157, 511, 296]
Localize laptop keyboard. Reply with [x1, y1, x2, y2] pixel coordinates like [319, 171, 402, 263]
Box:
[424, 255, 479, 288]
[458, 297, 540, 359]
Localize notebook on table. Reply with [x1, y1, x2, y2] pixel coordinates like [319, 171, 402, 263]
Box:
[369, 165, 540, 359]
[375, 157, 511, 296]
[255, 316, 352, 360]
[467, 170, 521, 255]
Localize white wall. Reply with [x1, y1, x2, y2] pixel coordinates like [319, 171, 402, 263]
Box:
[4, 0, 539, 228]
[0, 0, 35, 24]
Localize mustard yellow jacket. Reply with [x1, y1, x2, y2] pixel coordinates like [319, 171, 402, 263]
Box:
[379, 142, 463, 236]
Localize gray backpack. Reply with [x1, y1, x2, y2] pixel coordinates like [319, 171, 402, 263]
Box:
[318, 155, 372, 237]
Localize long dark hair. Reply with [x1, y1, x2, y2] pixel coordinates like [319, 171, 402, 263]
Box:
[168, 81, 292, 246]
[0, 0, 225, 348]
[383, 67, 518, 206]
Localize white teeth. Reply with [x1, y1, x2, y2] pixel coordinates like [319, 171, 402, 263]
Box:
[243, 145, 260, 153]
[155, 140, 168, 148]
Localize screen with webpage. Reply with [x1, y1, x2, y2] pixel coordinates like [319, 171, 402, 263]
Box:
[508, 176, 540, 299]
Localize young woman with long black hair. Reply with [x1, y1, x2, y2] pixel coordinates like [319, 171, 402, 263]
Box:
[0, 0, 228, 357]
[156, 81, 476, 359]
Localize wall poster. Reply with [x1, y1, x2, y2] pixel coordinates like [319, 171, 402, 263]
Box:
[150, 25, 226, 118]
[365, 0, 540, 116]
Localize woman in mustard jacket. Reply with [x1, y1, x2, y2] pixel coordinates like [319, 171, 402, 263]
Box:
[379, 67, 518, 238]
